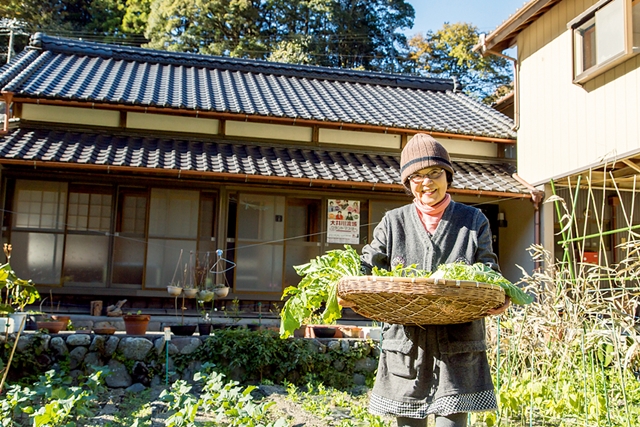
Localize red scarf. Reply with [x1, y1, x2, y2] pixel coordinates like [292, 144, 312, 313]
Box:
[413, 194, 451, 234]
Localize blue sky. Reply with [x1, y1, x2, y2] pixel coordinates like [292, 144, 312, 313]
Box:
[404, 0, 527, 36]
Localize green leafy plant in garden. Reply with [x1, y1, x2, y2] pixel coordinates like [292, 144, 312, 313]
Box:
[179, 328, 378, 389]
[286, 381, 391, 427]
[0, 244, 40, 314]
[160, 363, 288, 427]
[0, 367, 109, 426]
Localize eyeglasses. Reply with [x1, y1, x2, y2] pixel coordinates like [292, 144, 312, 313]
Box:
[408, 168, 445, 183]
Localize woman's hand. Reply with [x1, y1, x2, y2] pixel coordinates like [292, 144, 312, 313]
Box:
[487, 295, 511, 316]
[337, 296, 356, 308]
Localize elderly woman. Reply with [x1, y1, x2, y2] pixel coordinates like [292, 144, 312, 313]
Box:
[344, 133, 510, 427]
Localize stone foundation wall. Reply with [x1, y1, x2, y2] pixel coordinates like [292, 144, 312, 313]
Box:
[3, 332, 380, 390]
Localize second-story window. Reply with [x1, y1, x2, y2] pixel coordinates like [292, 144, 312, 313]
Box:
[570, 0, 640, 83]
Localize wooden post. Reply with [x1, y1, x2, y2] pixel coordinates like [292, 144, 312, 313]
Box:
[90, 301, 103, 316]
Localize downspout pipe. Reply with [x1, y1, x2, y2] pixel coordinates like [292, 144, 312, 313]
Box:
[473, 35, 520, 131]
[513, 173, 545, 270]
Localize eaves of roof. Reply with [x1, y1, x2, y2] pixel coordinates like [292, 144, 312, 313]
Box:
[0, 125, 531, 198]
[0, 33, 517, 141]
[481, 0, 562, 53]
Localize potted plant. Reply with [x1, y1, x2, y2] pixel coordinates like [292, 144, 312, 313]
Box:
[0, 244, 40, 333]
[221, 298, 243, 329]
[170, 282, 196, 336]
[123, 310, 151, 335]
[167, 284, 182, 297]
[167, 249, 185, 297]
[35, 318, 66, 334]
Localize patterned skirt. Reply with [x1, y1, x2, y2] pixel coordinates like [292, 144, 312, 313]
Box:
[369, 389, 497, 418]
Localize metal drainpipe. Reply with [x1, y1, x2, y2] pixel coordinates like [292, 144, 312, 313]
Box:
[513, 173, 545, 270]
[488, 51, 519, 131]
[474, 34, 520, 131]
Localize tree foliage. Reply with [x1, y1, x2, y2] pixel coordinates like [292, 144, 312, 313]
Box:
[0, 3, 514, 104]
[408, 22, 513, 103]
[144, 0, 414, 72]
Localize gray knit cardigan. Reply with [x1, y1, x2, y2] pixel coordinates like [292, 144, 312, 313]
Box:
[361, 200, 498, 404]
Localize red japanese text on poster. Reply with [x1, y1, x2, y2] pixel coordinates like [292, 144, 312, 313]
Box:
[327, 200, 360, 244]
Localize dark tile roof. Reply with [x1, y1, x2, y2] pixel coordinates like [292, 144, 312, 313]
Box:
[0, 33, 516, 140]
[0, 126, 529, 194]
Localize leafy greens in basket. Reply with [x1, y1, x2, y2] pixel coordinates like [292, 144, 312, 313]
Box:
[279, 246, 533, 338]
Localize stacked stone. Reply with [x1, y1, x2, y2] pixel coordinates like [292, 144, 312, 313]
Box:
[4, 334, 379, 389]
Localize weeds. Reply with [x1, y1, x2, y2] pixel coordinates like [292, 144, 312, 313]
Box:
[477, 171, 640, 427]
[286, 381, 392, 427]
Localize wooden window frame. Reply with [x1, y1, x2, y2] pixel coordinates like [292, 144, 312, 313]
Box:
[569, 0, 639, 84]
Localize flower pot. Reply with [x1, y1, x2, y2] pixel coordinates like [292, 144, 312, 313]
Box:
[197, 323, 212, 336]
[170, 324, 197, 336]
[9, 312, 30, 333]
[167, 286, 182, 297]
[338, 326, 362, 338]
[312, 326, 337, 338]
[51, 315, 71, 330]
[183, 288, 198, 298]
[36, 320, 66, 334]
[123, 314, 151, 335]
[197, 290, 214, 302]
[214, 287, 229, 298]
[0, 316, 14, 333]
[93, 326, 117, 335]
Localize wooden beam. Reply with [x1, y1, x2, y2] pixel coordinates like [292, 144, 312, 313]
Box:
[11, 97, 517, 145]
[622, 158, 640, 174]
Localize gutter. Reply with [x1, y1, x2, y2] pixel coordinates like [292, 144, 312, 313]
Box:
[481, 0, 560, 53]
[474, 39, 520, 131]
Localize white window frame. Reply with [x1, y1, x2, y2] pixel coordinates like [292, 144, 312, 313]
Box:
[569, 0, 640, 84]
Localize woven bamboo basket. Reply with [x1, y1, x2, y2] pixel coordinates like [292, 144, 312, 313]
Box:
[338, 276, 505, 325]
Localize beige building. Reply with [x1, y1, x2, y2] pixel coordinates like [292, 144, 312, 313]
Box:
[480, 0, 640, 268]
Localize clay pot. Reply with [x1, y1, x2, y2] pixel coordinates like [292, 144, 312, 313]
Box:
[36, 320, 66, 334]
[93, 326, 117, 335]
[123, 314, 151, 335]
[51, 315, 71, 329]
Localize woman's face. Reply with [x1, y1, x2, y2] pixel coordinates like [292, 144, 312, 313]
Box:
[409, 167, 448, 206]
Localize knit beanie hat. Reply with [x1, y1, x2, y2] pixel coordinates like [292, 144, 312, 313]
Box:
[400, 134, 454, 188]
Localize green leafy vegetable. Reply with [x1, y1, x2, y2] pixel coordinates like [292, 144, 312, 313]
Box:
[279, 245, 361, 338]
[279, 251, 533, 338]
[431, 262, 534, 305]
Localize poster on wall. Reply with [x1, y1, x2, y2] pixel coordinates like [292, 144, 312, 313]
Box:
[327, 200, 360, 244]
